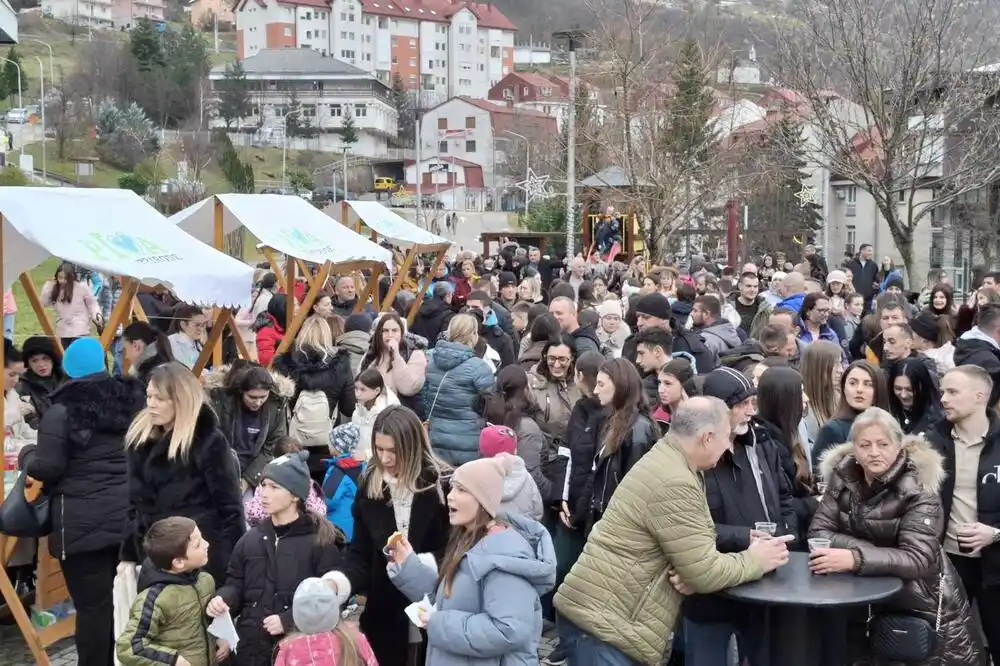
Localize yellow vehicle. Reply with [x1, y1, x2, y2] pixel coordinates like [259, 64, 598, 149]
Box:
[374, 177, 397, 191]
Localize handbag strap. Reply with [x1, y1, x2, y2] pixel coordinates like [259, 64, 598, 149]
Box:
[426, 369, 452, 420]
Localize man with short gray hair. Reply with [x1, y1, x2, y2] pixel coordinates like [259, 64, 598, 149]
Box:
[555, 397, 790, 666]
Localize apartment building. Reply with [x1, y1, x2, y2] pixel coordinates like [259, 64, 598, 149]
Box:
[234, 0, 516, 101]
[415, 96, 558, 191]
[187, 0, 235, 27]
[208, 47, 398, 156]
[42, 0, 115, 26]
[112, 0, 167, 27]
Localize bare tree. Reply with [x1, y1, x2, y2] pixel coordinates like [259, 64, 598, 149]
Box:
[768, 0, 1000, 280]
[45, 69, 86, 161]
[579, 0, 734, 260]
[180, 122, 215, 181]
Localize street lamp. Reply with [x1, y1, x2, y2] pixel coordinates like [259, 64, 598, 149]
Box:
[552, 28, 587, 258]
[32, 55, 45, 182]
[21, 38, 54, 88]
[0, 56, 22, 109]
[281, 106, 303, 188]
[504, 129, 530, 215]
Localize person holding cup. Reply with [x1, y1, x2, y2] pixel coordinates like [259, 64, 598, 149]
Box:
[808, 406, 984, 664]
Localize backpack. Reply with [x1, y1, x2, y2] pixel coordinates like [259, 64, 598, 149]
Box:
[321, 456, 365, 541]
[289, 390, 334, 447]
[673, 327, 719, 374]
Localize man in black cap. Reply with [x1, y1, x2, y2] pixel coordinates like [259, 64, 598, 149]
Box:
[683, 367, 796, 666]
[497, 272, 518, 312]
[622, 293, 671, 362]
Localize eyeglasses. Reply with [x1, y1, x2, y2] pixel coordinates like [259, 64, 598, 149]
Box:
[546, 356, 572, 366]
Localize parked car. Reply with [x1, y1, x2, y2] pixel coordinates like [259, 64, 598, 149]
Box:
[374, 176, 397, 191]
[6, 108, 28, 124]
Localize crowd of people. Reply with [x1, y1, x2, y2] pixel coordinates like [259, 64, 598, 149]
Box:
[3, 236, 1000, 666]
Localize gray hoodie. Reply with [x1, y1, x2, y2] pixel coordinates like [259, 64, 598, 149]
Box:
[698, 320, 742, 354]
[499, 455, 544, 521]
[336, 330, 370, 377]
[389, 512, 557, 666]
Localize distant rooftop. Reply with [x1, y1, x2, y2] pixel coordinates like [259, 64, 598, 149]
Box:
[210, 48, 371, 77]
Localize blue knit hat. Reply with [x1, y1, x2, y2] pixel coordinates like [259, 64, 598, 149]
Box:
[62, 337, 106, 379]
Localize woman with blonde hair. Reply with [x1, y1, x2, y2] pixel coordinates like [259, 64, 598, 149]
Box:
[800, 340, 844, 451]
[273, 315, 356, 477]
[517, 277, 543, 304]
[118, 362, 244, 584]
[421, 314, 495, 465]
[321, 405, 450, 666]
[810, 407, 985, 665]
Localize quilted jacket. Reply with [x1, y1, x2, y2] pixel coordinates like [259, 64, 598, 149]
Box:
[811, 437, 987, 666]
[421, 340, 494, 465]
[554, 436, 763, 664]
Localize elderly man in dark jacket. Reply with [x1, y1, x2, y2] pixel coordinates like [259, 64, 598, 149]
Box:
[683, 366, 797, 666]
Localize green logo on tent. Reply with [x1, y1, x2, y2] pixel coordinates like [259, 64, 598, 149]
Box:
[277, 228, 333, 255]
[79, 232, 180, 264]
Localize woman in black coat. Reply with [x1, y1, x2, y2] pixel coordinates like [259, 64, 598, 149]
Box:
[120, 362, 245, 585]
[16, 335, 66, 425]
[20, 338, 146, 666]
[323, 405, 450, 666]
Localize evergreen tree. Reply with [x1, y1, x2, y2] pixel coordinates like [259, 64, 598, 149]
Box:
[217, 61, 251, 129]
[743, 118, 823, 256]
[130, 19, 165, 72]
[391, 73, 415, 146]
[284, 91, 302, 138]
[662, 38, 714, 167]
[2, 47, 26, 106]
[340, 110, 359, 146]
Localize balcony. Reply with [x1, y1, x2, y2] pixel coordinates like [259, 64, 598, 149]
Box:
[0, 0, 15, 44]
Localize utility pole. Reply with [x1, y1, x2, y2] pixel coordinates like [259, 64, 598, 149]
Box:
[553, 29, 586, 258]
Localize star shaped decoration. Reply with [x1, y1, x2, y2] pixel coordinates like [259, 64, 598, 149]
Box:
[515, 168, 556, 203]
[795, 185, 820, 208]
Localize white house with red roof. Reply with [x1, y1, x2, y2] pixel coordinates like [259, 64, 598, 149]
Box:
[234, 0, 516, 102]
[486, 71, 604, 131]
[413, 95, 559, 196]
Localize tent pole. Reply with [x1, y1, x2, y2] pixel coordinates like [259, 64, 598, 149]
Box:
[18, 274, 64, 358]
[211, 198, 226, 369]
[285, 255, 295, 329]
[269, 261, 333, 365]
[408, 245, 448, 326]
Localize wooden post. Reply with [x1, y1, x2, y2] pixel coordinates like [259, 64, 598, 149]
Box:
[99, 278, 138, 350]
[382, 247, 417, 313]
[18, 275, 63, 358]
[408, 245, 448, 326]
[260, 247, 286, 287]
[355, 265, 381, 313]
[268, 261, 333, 364]
[285, 255, 296, 329]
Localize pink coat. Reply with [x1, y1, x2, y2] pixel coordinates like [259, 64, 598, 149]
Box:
[39, 280, 99, 338]
[274, 628, 379, 666]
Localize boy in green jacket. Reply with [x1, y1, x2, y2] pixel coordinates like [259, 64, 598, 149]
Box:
[116, 516, 222, 666]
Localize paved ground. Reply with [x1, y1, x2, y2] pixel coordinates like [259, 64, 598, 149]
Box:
[1, 615, 558, 665]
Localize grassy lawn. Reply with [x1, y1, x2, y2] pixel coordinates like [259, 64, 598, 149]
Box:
[22, 141, 128, 187]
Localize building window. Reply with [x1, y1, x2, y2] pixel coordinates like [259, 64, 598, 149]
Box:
[438, 117, 448, 130]
[305, 11, 311, 19]
[284, 26, 292, 36]
[439, 140, 448, 153]
[409, 38, 416, 46]
[465, 116, 475, 129]
[341, 31, 347, 38]
[330, 104, 342, 117]
[930, 228, 944, 269]
[340, 11, 346, 20]
[459, 78, 471, 87]
[897, 189, 906, 203]
[845, 225, 856, 257]
[306, 30, 312, 38]
[479, 63, 484, 71]
[391, 55, 398, 64]
[355, 104, 367, 117]
[302, 105, 317, 117]
[391, 36, 397, 47]
[409, 57, 416, 66]
[465, 140, 476, 152]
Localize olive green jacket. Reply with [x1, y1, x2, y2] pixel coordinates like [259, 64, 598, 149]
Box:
[554, 436, 764, 664]
[116, 565, 216, 666]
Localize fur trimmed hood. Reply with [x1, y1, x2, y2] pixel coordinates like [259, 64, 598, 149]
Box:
[817, 433, 947, 493]
[50, 374, 146, 437]
[201, 363, 296, 399]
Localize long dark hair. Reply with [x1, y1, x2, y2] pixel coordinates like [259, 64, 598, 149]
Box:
[49, 262, 77, 304]
[535, 332, 577, 382]
[834, 360, 889, 420]
[361, 312, 408, 373]
[598, 358, 645, 457]
[929, 283, 954, 316]
[757, 367, 810, 487]
[483, 365, 537, 429]
[887, 358, 941, 433]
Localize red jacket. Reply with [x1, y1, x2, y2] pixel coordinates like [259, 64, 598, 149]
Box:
[450, 275, 472, 307]
[255, 313, 285, 367]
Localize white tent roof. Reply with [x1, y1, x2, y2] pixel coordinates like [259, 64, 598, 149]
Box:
[171, 194, 393, 268]
[0, 188, 254, 308]
[342, 200, 449, 247]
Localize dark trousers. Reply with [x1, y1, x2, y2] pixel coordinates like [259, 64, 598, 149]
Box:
[949, 553, 1000, 664]
[61, 546, 119, 666]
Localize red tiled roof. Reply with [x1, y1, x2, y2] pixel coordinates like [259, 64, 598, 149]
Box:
[357, 0, 515, 30]
[459, 96, 553, 118]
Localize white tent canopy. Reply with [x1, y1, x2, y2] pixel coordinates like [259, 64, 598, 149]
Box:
[172, 194, 393, 268]
[342, 200, 449, 248]
[0, 188, 254, 308]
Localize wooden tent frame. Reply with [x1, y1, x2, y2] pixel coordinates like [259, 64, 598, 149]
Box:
[193, 196, 385, 368]
[338, 201, 450, 326]
[0, 202, 256, 664]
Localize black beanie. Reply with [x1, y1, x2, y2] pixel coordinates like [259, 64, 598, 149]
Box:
[344, 313, 373, 334]
[635, 293, 672, 321]
[910, 311, 939, 342]
[702, 367, 757, 407]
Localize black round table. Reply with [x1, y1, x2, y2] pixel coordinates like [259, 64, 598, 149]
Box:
[721, 551, 903, 666]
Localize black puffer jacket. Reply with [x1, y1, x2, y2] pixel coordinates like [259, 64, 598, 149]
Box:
[811, 437, 987, 666]
[16, 336, 66, 424]
[20, 374, 146, 558]
[565, 395, 603, 516]
[410, 297, 454, 350]
[121, 405, 245, 585]
[217, 515, 344, 666]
